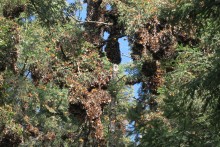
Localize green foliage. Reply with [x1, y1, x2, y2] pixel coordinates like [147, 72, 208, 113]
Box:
[123, 0, 220, 146]
[104, 0, 160, 35]
[0, 18, 18, 71]
[27, 0, 68, 26]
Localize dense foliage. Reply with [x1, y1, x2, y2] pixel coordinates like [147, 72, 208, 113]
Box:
[0, 0, 220, 146]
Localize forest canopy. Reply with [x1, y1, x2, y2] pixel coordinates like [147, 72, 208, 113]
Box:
[0, 0, 220, 146]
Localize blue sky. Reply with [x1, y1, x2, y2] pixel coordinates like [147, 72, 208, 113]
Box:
[67, 0, 141, 143]
[67, 0, 132, 63]
[67, 0, 140, 97]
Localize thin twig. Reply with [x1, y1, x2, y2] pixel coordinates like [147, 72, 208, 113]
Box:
[20, 57, 28, 76]
[24, 70, 31, 79]
[114, 75, 126, 85]
[68, 13, 113, 26]
[121, 53, 132, 59]
[98, 34, 126, 48]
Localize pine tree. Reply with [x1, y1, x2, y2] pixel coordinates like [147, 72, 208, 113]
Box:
[1, 0, 220, 146]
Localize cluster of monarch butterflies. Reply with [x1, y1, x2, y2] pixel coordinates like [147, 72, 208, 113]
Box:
[132, 18, 176, 94]
[141, 60, 164, 95]
[104, 8, 123, 64]
[131, 17, 177, 111]
[132, 16, 199, 112]
[132, 17, 176, 60]
[0, 128, 22, 147]
[0, 19, 19, 73]
[3, 4, 25, 19]
[68, 73, 112, 140]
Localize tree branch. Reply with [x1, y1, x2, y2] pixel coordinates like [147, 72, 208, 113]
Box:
[97, 34, 126, 48]
[68, 13, 113, 26]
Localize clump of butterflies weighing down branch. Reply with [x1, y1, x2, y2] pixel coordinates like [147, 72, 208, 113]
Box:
[0, 0, 220, 146]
